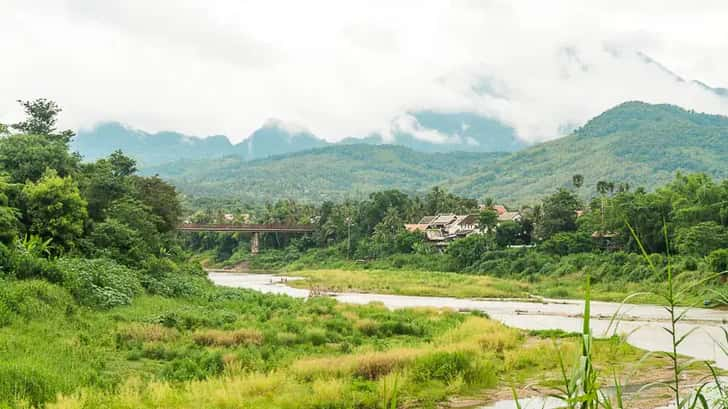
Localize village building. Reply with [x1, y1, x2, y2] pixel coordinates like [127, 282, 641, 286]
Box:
[410, 206, 522, 247]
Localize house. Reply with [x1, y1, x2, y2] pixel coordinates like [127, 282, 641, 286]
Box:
[406, 213, 483, 248]
[429, 214, 458, 229]
[445, 214, 479, 236]
[497, 211, 521, 223]
[404, 223, 429, 233]
[223, 213, 235, 222]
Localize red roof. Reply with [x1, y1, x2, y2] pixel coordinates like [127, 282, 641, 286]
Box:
[493, 205, 507, 215]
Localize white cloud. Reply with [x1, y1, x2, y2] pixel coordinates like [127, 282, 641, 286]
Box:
[1, 0, 728, 143]
[390, 113, 470, 145]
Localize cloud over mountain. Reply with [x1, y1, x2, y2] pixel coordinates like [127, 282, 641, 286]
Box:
[3, 1, 728, 143]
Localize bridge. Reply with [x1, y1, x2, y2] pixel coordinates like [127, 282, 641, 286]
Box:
[176, 223, 316, 254]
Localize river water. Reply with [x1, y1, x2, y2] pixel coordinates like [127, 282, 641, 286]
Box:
[208, 271, 728, 370]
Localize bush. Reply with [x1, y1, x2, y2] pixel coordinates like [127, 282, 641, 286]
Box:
[162, 349, 224, 381]
[8, 251, 63, 283]
[141, 257, 208, 297]
[192, 328, 264, 347]
[0, 362, 57, 406]
[540, 231, 593, 256]
[58, 258, 142, 309]
[305, 328, 330, 346]
[411, 351, 495, 386]
[0, 279, 73, 321]
[707, 249, 728, 273]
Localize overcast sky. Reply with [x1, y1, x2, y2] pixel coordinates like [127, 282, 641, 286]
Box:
[2, 0, 728, 143]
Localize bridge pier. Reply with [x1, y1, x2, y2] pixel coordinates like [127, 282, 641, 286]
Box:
[251, 232, 260, 255]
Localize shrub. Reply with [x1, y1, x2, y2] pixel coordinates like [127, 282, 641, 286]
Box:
[162, 349, 224, 382]
[0, 362, 57, 407]
[304, 328, 329, 346]
[192, 328, 264, 347]
[0, 279, 72, 321]
[58, 258, 142, 309]
[116, 323, 179, 345]
[9, 251, 63, 283]
[540, 231, 593, 256]
[141, 257, 208, 297]
[411, 351, 493, 385]
[707, 249, 728, 273]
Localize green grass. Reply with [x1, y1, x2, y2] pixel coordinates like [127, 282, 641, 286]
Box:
[0, 275, 680, 409]
[288, 268, 530, 299]
[284, 268, 678, 303]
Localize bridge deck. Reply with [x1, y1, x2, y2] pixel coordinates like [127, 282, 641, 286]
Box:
[177, 223, 315, 233]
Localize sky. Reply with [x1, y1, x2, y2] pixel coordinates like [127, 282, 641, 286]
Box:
[2, 0, 728, 143]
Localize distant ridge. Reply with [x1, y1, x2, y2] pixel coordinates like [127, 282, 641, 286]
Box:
[72, 111, 525, 166]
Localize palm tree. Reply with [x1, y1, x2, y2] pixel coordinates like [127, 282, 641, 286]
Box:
[572, 174, 584, 189]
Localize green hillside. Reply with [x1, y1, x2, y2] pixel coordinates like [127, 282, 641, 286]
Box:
[450, 101, 728, 204]
[149, 101, 728, 205]
[147, 144, 505, 202]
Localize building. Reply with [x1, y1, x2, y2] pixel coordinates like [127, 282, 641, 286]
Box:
[410, 209, 522, 247]
[497, 211, 521, 223]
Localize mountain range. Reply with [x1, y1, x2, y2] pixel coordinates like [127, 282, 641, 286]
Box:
[139, 101, 728, 205]
[72, 111, 524, 167]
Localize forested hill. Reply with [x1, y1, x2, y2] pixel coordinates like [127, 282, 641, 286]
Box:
[146, 144, 505, 203]
[149, 101, 728, 205]
[449, 101, 728, 204]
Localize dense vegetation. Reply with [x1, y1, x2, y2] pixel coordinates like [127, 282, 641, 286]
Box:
[149, 101, 728, 205]
[149, 145, 504, 203]
[191, 171, 728, 303]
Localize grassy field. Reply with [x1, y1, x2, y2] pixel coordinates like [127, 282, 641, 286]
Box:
[0, 276, 684, 409]
[285, 268, 675, 304]
[287, 268, 530, 299]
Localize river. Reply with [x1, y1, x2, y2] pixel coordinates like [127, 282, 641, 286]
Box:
[208, 271, 728, 370]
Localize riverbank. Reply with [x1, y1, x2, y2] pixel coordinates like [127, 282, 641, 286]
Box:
[209, 271, 728, 369]
[283, 268, 675, 304]
[207, 271, 727, 408]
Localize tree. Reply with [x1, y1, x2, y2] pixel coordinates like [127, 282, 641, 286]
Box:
[495, 220, 525, 247]
[370, 207, 403, 257]
[108, 150, 137, 177]
[596, 180, 609, 196]
[572, 174, 584, 189]
[674, 222, 728, 256]
[478, 209, 499, 233]
[0, 176, 19, 244]
[130, 175, 182, 233]
[0, 134, 80, 182]
[11, 99, 75, 143]
[537, 188, 582, 240]
[21, 169, 88, 251]
[78, 159, 129, 221]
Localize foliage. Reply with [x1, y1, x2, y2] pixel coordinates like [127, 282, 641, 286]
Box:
[707, 249, 728, 273]
[540, 231, 593, 256]
[674, 221, 728, 255]
[21, 169, 88, 251]
[0, 133, 80, 183]
[446, 234, 493, 269]
[148, 144, 504, 203]
[10, 98, 75, 143]
[57, 258, 143, 309]
[537, 188, 582, 239]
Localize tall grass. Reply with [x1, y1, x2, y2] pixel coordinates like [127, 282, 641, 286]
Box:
[518, 222, 727, 409]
